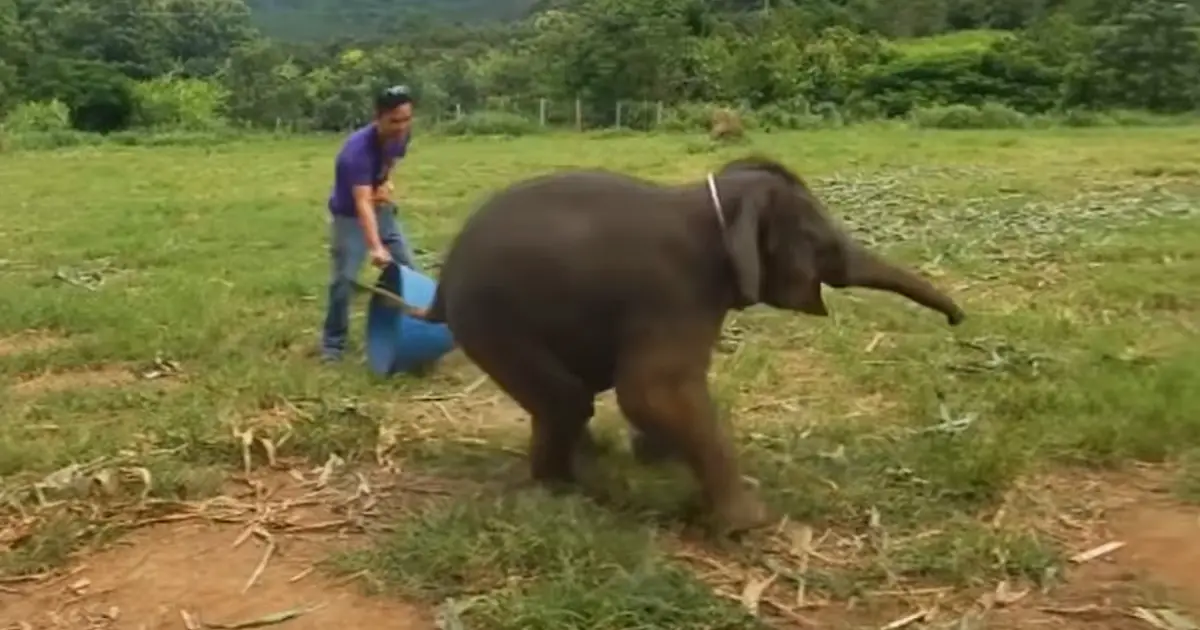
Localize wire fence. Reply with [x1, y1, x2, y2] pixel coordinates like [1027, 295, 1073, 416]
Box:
[426, 98, 692, 132]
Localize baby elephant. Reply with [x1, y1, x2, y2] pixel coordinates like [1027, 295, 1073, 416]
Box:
[422, 155, 965, 535]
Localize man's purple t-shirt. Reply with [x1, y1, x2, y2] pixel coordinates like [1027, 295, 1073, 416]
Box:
[327, 123, 409, 217]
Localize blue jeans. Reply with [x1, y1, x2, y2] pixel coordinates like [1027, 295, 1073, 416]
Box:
[320, 203, 417, 359]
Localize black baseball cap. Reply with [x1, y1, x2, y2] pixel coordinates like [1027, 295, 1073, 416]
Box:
[374, 85, 414, 114]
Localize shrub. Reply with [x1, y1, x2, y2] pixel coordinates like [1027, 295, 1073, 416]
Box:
[0, 129, 100, 152]
[657, 103, 717, 132]
[1057, 108, 1113, 127]
[909, 102, 1028, 129]
[750, 104, 824, 131]
[2, 100, 71, 133]
[910, 104, 982, 129]
[976, 102, 1029, 128]
[13, 58, 133, 132]
[856, 45, 1063, 118]
[709, 107, 745, 141]
[54, 60, 137, 132]
[437, 111, 539, 136]
[131, 76, 229, 130]
[812, 101, 845, 126]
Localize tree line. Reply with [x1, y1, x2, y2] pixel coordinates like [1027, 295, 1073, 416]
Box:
[1, 0, 1199, 139]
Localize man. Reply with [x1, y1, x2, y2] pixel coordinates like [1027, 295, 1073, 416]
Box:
[320, 85, 418, 362]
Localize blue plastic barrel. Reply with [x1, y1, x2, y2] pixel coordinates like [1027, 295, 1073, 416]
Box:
[364, 263, 455, 376]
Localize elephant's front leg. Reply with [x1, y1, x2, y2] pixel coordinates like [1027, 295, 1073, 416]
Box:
[614, 334, 770, 536]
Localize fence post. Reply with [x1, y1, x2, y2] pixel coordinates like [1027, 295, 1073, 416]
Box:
[455, 103, 462, 120]
[539, 98, 547, 127]
[656, 101, 663, 128]
[575, 98, 582, 131]
[615, 102, 622, 128]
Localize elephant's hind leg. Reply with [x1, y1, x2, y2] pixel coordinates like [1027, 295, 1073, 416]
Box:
[454, 331, 594, 485]
[630, 427, 679, 465]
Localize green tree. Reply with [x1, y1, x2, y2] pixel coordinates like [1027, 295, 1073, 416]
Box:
[217, 38, 311, 127]
[0, 0, 23, 112]
[162, 0, 258, 76]
[1068, 0, 1200, 111]
[552, 0, 702, 109]
[40, 0, 174, 79]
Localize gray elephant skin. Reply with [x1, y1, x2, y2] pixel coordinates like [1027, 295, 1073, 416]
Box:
[420, 155, 966, 535]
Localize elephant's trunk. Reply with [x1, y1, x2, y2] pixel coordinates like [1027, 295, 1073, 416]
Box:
[839, 242, 965, 326]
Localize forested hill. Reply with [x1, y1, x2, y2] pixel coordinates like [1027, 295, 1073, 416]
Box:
[245, 0, 540, 40]
[3, 0, 1199, 137]
[245, 0, 1200, 42]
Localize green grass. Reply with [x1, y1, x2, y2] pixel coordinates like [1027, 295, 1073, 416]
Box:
[1, 126, 1199, 626]
[1177, 449, 1200, 504]
[333, 490, 760, 629]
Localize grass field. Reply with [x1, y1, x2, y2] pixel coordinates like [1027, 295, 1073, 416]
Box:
[2, 126, 1199, 629]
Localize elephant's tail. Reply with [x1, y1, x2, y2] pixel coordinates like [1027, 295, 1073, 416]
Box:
[422, 283, 448, 323]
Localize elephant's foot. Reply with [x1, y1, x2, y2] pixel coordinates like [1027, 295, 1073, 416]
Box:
[709, 488, 772, 537]
[506, 472, 578, 498]
[510, 427, 607, 497]
[525, 449, 579, 495]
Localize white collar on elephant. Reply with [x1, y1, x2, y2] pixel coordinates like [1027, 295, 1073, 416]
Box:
[705, 173, 727, 236]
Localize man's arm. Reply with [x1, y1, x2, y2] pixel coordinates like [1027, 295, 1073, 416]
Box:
[341, 154, 385, 252]
[378, 133, 410, 193]
[354, 185, 384, 251]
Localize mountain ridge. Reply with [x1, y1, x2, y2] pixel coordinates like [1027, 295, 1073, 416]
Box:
[246, 0, 540, 40]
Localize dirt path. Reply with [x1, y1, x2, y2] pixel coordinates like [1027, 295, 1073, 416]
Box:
[973, 472, 1200, 630]
[1108, 498, 1200, 611]
[0, 469, 438, 630]
[2, 463, 1197, 630]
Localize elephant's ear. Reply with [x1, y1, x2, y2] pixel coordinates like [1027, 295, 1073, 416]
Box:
[725, 187, 765, 307]
[789, 191, 834, 317]
[727, 183, 831, 316]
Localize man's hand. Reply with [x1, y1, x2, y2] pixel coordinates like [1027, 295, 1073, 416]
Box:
[373, 179, 394, 204]
[369, 245, 392, 268]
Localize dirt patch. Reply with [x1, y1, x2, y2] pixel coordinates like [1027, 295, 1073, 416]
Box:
[664, 466, 1200, 629]
[942, 467, 1200, 628]
[0, 330, 71, 358]
[0, 469, 438, 629]
[9, 363, 184, 397]
[0, 520, 433, 629]
[10, 366, 139, 395]
[1023, 465, 1200, 607]
[1107, 496, 1200, 610]
[381, 367, 528, 434]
